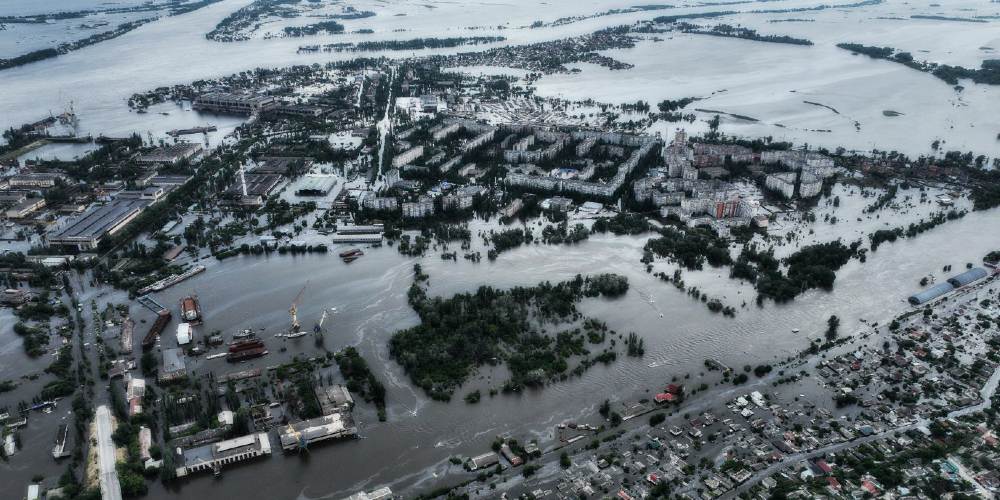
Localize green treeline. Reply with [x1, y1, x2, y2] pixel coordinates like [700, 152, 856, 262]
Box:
[331, 37, 506, 52]
[283, 21, 344, 37]
[389, 273, 630, 400]
[838, 43, 1000, 86]
[644, 226, 732, 270]
[869, 210, 967, 251]
[680, 23, 813, 45]
[334, 347, 387, 421]
[755, 241, 859, 302]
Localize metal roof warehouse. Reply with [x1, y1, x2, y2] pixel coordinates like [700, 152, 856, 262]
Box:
[47, 199, 151, 250]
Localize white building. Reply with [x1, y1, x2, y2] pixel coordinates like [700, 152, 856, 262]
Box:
[402, 200, 435, 218]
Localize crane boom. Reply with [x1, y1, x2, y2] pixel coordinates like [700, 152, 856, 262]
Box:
[289, 282, 309, 332]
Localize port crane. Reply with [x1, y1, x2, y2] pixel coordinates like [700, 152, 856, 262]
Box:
[285, 422, 307, 452]
[289, 282, 309, 332]
[313, 309, 328, 333]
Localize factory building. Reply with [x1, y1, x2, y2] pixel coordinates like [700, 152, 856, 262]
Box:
[193, 92, 277, 115]
[47, 199, 151, 250]
[908, 283, 956, 306]
[174, 433, 272, 477]
[947, 268, 988, 288]
[136, 143, 203, 166]
[278, 413, 358, 451]
[295, 176, 337, 196]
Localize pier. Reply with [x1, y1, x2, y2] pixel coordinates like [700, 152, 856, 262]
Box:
[136, 295, 167, 314]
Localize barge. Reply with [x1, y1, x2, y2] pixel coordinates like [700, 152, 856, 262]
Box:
[142, 310, 172, 349]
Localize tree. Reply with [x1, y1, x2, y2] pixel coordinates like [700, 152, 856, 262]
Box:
[560, 451, 571, 468]
[826, 315, 840, 341]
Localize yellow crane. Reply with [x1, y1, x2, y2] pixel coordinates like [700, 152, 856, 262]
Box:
[289, 282, 309, 332]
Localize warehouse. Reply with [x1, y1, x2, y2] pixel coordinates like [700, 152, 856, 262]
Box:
[295, 176, 337, 196]
[278, 413, 357, 451]
[47, 199, 150, 250]
[908, 282, 955, 306]
[136, 143, 203, 166]
[946, 267, 988, 288]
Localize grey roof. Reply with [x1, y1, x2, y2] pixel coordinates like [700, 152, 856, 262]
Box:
[947, 268, 988, 288]
[49, 199, 149, 242]
[908, 283, 955, 305]
[162, 348, 186, 374]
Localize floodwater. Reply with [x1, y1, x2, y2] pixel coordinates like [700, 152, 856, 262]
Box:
[3, 185, 995, 498]
[2, 0, 1000, 496]
[1, 0, 999, 156]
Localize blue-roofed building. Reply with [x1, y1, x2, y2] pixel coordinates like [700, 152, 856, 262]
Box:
[946, 267, 988, 288]
[908, 282, 955, 305]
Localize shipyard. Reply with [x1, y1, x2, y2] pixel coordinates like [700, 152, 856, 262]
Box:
[1, 1, 1000, 500]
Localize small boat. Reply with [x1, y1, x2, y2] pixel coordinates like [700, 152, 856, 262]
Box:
[233, 328, 254, 340]
[343, 255, 361, 263]
[792, 328, 800, 333]
[339, 248, 363, 258]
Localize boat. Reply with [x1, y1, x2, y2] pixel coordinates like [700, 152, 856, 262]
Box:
[282, 331, 308, 339]
[339, 248, 363, 258]
[792, 328, 800, 333]
[180, 295, 202, 324]
[343, 255, 361, 263]
[141, 310, 172, 349]
[233, 328, 255, 340]
[226, 338, 267, 362]
[167, 125, 216, 137]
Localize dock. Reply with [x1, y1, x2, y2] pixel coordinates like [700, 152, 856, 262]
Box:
[53, 424, 70, 459]
[136, 295, 167, 314]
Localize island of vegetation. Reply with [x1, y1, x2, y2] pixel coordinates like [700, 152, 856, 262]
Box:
[837, 42, 1000, 86]
[677, 23, 813, 46]
[389, 271, 632, 400]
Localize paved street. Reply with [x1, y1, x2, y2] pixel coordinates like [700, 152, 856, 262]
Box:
[95, 405, 122, 500]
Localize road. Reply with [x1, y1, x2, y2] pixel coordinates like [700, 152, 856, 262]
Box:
[95, 405, 123, 500]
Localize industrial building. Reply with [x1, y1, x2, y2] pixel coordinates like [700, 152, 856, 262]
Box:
[193, 92, 277, 115]
[908, 283, 956, 306]
[278, 413, 357, 451]
[467, 452, 500, 470]
[908, 268, 990, 305]
[331, 233, 382, 244]
[159, 348, 186, 383]
[3, 197, 45, 218]
[336, 224, 383, 235]
[947, 267, 988, 288]
[317, 385, 355, 415]
[7, 172, 67, 189]
[47, 199, 151, 250]
[295, 176, 337, 196]
[174, 432, 272, 477]
[136, 143, 203, 166]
